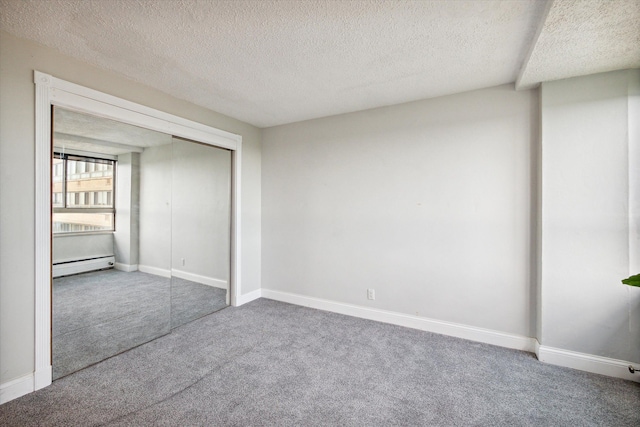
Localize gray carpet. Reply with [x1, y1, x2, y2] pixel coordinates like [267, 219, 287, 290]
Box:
[171, 276, 228, 328]
[3, 298, 639, 426]
[53, 269, 227, 379]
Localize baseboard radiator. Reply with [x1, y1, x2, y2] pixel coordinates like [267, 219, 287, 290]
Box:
[53, 255, 115, 278]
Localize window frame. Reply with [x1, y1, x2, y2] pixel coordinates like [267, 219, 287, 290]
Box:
[52, 152, 117, 234]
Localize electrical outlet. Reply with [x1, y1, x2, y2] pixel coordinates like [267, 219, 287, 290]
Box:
[367, 289, 375, 300]
[181, 258, 185, 266]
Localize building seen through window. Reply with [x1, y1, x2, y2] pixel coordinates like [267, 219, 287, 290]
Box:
[52, 153, 115, 233]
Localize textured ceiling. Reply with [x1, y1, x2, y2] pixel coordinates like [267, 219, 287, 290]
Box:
[54, 108, 171, 155]
[517, 0, 640, 89]
[1, 1, 638, 128]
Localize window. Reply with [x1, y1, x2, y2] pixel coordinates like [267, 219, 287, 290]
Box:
[52, 153, 116, 233]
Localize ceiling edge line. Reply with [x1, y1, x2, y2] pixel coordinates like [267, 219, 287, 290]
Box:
[53, 132, 145, 153]
[515, 0, 555, 91]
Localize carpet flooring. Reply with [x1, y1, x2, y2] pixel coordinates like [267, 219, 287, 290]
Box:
[53, 269, 227, 379]
[3, 298, 639, 426]
[171, 276, 228, 328]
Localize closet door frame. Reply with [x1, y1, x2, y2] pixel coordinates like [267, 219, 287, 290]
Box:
[34, 70, 242, 391]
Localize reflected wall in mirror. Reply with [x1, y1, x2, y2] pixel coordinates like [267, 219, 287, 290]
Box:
[171, 137, 231, 328]
[51, 107, 173, 379]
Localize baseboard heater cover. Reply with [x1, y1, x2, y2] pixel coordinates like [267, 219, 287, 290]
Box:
[53, 256, 115, 278]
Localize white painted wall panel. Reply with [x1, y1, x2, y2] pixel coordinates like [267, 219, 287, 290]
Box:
[114, 152, 140, 267]
[138, 144, 172, 272]
[262, 84, 538, 337]
[540, 69, 640, 363]
[171, 138, 231, 284]
[52, 234, 114, 263]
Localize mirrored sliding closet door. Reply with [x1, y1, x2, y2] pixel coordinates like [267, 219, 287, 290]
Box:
[170, 137, 231, 328]
[51, 108, 231, 380]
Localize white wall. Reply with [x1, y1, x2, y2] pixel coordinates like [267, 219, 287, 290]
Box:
[171, 138, 231, 284]
[52, 233, 114, 263]
[138, 144, 173, 273]
[114, 152, 140, 268]
[0, 31, 261, 385]
[262, 84, 538, 337]
[138, 139, 231, 284]
[540, 69, 640, 363]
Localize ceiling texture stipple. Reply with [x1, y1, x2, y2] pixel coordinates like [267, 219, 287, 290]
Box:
[54, 108, 172, 153]
[0, 0, 638, 128]
[517, 0, 640, 89]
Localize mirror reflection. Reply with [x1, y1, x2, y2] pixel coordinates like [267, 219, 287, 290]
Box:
[51, 107, 230, 380]
[171, 137, 231, 328]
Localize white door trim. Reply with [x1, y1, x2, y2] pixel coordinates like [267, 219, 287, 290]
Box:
[33, 71, 243, 391]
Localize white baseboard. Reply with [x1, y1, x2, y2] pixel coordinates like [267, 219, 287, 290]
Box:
[34, 366, 52, 390]
[0, 373, 34, 404]
[536, 344, 639, 382]
[138, 265, 171, 278]
[236, 288, 262, 306]
[114, 263, 138, 272]
[136, 266, 227, 289]
[171, 269, 227, 289]
[261, 289, 536, 352]
[53, 256, 115, 278]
